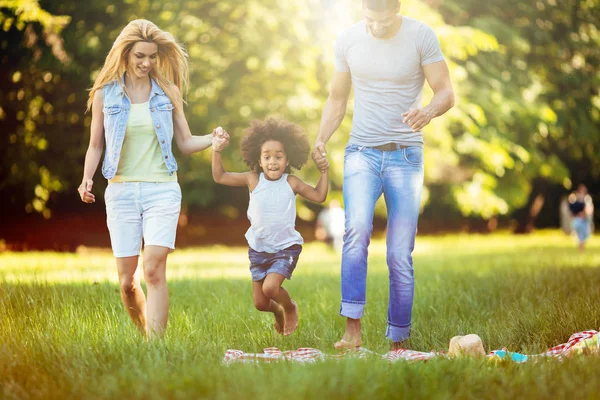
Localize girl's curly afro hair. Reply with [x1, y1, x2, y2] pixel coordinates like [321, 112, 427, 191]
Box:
[241, 117, 311, 173]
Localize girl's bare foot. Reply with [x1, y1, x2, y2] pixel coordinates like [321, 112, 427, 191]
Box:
[273, 305, 285, 334]
[283, 301, 298, 336]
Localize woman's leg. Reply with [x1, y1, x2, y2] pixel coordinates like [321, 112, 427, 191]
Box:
[117, 255, 147, 336]
[143, 245, 170, 339]
[263, 273, 298, 335]
[252, 280, 285, 334]
[139, 181, 181, 338]
[105, 182, 146, 335]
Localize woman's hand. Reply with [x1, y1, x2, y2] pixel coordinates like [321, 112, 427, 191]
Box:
[78, 179, 95, 203]
[212, 126, 230, 152]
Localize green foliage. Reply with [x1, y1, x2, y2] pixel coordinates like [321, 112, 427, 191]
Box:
[435, 0, 600, 218]
[1, 0, 598, 226]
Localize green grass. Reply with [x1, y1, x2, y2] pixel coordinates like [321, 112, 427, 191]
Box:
[2, 231, 600, 399]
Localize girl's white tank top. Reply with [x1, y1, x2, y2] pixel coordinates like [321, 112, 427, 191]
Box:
[245, 173, 304, 253]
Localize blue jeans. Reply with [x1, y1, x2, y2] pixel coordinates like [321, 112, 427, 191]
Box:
[572, 216, 591, 243]
[340, 143, 424, 342]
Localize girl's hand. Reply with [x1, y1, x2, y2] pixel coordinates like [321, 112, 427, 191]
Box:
[78, 179, 95, 203]
[212, 126, 230, 152]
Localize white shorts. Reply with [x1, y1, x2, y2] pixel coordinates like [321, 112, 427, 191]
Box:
[105, 181, 181, 258]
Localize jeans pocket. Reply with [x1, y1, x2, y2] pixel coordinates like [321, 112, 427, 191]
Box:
[344, 144, 364, 155]
[403, 146, 424, 166]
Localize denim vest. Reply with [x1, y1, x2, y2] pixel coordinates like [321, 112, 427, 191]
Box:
[101, 75, 178, 180]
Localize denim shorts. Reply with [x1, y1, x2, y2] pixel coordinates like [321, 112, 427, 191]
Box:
[248, 244, 302, 281]
[105, 181, 181, 258]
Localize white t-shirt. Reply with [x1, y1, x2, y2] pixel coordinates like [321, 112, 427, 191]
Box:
[334, 17, 445, 147]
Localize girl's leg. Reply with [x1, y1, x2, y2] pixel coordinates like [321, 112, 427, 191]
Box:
[263, 273, 298, 335]
[117, 255, 147, 336]
[252, 281, 285, 334]
[143, 245, 170, 339]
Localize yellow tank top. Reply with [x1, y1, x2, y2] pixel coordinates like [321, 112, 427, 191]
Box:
[109, 102, 177, 183]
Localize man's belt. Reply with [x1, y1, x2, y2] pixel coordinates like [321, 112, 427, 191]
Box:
[370, 143, 409, 151]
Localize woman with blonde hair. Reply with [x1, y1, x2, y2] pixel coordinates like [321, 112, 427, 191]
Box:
[78, 19, 228, 339]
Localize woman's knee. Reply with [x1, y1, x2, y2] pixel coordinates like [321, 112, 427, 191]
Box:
[143, 264, 166, 287]
[119, 276, 137, 296]
[143, 251, 167, 286]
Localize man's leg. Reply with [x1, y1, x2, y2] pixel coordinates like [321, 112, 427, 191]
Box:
[382, 147, 424, 345]
[338, 145, 383, 348]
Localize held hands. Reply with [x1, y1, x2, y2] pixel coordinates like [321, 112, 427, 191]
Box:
[78, 179, 95, 203]
[212, 126, 230, 152]
[311, 141, 329, 173]
[402, 107, 435, 132]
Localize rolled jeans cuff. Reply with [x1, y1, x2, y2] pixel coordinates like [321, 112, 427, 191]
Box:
[340, 301, 365, 319]
[386, 322, 411, 342]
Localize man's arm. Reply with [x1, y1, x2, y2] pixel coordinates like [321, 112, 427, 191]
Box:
[402, 60, 455, 132]
[312, 71, 352, 171]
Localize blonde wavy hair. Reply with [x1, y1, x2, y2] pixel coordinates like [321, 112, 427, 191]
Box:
[87, 19, 188, 112]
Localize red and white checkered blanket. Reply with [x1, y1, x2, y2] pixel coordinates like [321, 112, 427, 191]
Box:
[222, 330, 599, 365]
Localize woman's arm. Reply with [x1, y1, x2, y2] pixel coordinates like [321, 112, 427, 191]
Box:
[172, 107, 213, 155]
[288, 170, 329, 203]
[78, 90, 104, 203]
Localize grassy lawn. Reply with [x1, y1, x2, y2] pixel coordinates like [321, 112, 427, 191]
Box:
[2, 231, 600, 399]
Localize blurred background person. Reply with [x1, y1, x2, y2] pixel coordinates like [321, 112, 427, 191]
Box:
[568, 184, 594, 251]
[315, 199, 345, 253]
[559, 195, 573, 235]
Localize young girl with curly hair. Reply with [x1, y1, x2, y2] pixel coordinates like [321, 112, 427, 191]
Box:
[212, 118, 329, 335]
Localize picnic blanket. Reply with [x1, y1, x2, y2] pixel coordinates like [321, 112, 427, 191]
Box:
[222, 330, 599, 365]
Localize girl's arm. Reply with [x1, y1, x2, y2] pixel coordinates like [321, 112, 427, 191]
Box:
[78, 90, 105, 203]
[288, 169, 329, 203]
[212, 147, 253, 187]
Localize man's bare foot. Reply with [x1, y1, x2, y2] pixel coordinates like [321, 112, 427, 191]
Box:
[273, 305, 285, 334]
[391, 341, 407, 351]
[334, 318, 361, 350]
[334, 337, 361, 350]
[283, 301, 298, 336]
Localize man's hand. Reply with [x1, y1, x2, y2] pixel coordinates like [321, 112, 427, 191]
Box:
[402, 107, 435, 132]
[212, 126, 230, 152]
[78, 179, 95, 203]
[312, 141, 329, 172]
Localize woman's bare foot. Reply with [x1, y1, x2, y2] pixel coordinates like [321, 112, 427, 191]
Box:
[283, 301, 298, 336]
[273, 305, 285, 334]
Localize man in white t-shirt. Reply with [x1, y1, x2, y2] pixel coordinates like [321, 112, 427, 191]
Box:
[312, 0, 454, 349]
